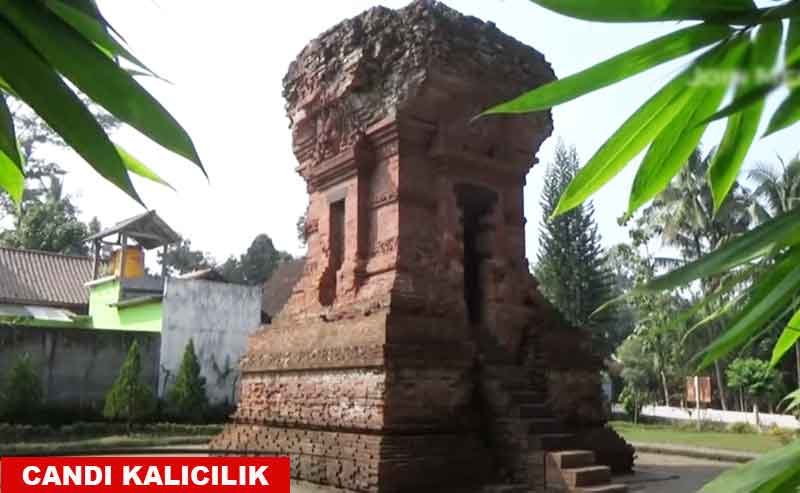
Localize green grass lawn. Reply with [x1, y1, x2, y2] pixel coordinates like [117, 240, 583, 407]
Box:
[610, 421, 790, 454]
[0, 434, 213, 454]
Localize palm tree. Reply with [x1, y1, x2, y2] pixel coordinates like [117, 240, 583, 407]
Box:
[638, 148, 754, 410]
[749, 155, 800, 388]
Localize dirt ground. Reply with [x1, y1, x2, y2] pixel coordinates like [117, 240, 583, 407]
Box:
[617, 452, 737, 493]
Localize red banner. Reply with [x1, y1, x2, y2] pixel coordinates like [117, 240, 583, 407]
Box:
[0, 457, 290, 493]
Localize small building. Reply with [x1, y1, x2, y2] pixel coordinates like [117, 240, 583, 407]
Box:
[0, 211, 262, 407]
[85, 211, 263, 404]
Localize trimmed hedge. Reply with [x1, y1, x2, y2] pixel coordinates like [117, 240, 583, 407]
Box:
[0, 422, 223, 443]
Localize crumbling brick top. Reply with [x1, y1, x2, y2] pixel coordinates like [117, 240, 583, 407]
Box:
[283, 0, 555, 127]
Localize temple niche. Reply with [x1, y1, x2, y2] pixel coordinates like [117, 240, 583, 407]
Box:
[213, 1, 633, 492]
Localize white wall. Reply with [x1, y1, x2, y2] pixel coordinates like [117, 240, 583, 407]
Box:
[638, 405, 800, 430]
[160, 278, 261, 404]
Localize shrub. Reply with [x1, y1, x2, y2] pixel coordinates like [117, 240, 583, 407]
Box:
[103, 340, 156, 424]
[168, 339, 209, 422]
[0, 354, 43, 423]
[766, 425, 796, 445]
[727, 422, 757, 434]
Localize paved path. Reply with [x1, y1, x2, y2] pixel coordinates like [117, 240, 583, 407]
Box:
[618, 452, 737, 493]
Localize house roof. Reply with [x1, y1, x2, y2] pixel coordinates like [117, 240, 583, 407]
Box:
[262, 258, 305, 318]
[0, 247, 94, 309]
[86, 210, 181, 250]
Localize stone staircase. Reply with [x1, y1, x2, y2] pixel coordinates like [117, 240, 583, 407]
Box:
[478, 331, 627, 493]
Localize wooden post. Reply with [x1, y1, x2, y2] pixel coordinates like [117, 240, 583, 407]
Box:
[161, 244, 168, 279]
[695, 376, 701, 431]
[119, 233, 128, 280]
[92, 239, 100, 279]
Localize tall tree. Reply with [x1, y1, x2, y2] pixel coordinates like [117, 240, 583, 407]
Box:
[536, 141, 617, 355]
[158, 238, 214, 276]
[749, 155, 800, 389]
[223, 234, 292, 285]
[635, 148, 754, 410]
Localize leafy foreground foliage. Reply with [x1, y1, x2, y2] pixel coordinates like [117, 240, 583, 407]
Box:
[103, 341, 156, 424]
[168, 339, 209, 422]
[0, 0, 203, 206]
[484, 1, 800, 490]
[0, 354, 43, 423]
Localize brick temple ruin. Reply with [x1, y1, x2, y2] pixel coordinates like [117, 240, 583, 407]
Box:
[213, 1, 634, 491]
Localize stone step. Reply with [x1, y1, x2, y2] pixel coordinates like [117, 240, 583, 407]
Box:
[574, 484, 628, 493]
[531, 433, 575, 450]
[528, 417, 564, 433]
[519, 403, 551, 418]
[547, 450, 595, 469]
[482, 484, 530, 493]
[561, 466, 611, 488]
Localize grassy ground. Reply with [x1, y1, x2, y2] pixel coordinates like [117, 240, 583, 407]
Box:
[611, 420, 789, 454]
[0, 434, 213, 454]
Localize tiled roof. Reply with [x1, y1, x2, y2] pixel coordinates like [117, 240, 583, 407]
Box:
[262, 258, 305, 318]
[0, 247, 94, 309]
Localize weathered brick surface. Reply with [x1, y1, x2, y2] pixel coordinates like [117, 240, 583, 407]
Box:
[212, 1, 626, 492]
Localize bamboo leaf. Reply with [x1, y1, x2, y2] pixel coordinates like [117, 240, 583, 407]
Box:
[1, 0, 205, 175]
[698, 248, 800, 369]
[482, 24, 733, 115]
[787, 18, 800, 67]
[770, 308, 800, 367]
[0, 149, 24, 204]
[701, 441, 800, 493]
[701, 81, 777, 124]
[639, 208, 800, 293]
[553, 41, 742, 217]
[627, 41, 747, 215]
[528, 0, 756, 22]
[116, 145, 175, 191]
[0, 18, 139, 203]
[765, 88, 800, 136]
[0, 93, 22, 171]
[709, 22, 782, 212]
[44, 0, 158, 77]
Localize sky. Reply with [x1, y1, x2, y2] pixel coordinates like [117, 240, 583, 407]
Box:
[54, 0, 798, 262]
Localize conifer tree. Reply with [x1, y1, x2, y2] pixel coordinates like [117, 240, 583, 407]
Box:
[0, 353, 42, 423]
[535, 141, 617, 355]
[168, 339, 208, 422]
[103, 340, 155, 424]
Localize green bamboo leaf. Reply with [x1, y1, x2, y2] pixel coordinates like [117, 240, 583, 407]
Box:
[627, 41, 747, 216]
[44, 0, 158, 77]
[701, 81, 777, 124]
[639, 208, 800, 293]
[770, 308, 800, 367]
[701, 441, 800, 493]
[482, 24, 733, 116]
[0, 149, 24, 204]
[787, 18, 800, 67]
[674, 267, 760, 341]
[553, 41, 741, 218]
[1, 0, 205, 175]
[528, 0, 756, 23]
[709, 21, 782, 212]
[765, 88, 800, 136]
[698, 248, 800, 369]
[116, 145, 175, 191]
[0, 93, 22, 171]
[783, 389, 800, 413]
[0, 18, 139, 203]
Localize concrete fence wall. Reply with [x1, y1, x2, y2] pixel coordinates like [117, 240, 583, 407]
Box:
[0, 324, 160, 407]
[639, 404, 800, 430]
[159, 278, 262, 404]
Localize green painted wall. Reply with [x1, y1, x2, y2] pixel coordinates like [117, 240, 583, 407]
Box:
[88, 278, 162, 332]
